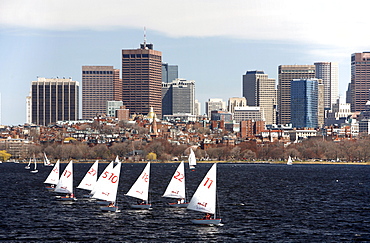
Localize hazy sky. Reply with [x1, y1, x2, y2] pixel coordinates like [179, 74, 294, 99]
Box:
[1, 0, 369, 125]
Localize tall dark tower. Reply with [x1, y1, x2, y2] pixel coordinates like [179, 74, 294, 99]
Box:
[122, 34, 162, 117]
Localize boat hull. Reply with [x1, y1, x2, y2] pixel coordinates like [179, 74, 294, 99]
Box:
[100, 206, 119, 212]
[30, 170, 38, 173]
[130, 204, 151, 209]
[56, 196, 77, 201]
[169, 202, 189, 208]
[190, 218, 222, 225]
[96, 200, 111, 206]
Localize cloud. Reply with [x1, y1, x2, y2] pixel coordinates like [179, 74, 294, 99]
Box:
[1, 0, 369, 51]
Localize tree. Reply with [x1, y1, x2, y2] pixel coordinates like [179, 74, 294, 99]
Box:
[146, 152, 157, 161]
[0, 150, 11, 161]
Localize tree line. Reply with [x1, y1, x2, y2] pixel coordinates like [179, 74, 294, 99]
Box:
[17, 134, 370, 162]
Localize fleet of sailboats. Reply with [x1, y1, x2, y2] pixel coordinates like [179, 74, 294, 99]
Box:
[187, 163, 222, 225]
[162, 161, 188, 207]
[23, 157, 223, 225]
[125, 162, 151, 209]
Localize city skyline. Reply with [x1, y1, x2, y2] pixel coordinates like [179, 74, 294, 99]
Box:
[1, 0, 369, 125]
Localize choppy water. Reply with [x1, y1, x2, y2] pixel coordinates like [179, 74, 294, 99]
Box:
[0, 162, 369, 242]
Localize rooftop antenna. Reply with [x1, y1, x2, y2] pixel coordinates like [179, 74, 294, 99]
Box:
[143, 27, 147, 49]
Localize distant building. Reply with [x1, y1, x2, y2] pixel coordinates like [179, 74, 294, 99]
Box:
[233, 106, 264, 122]
[122, 42, 162, 117]
[350, 52, 370, 112]
[205, 98, 226, 118]
[82, 66, 121, 119]
[107, 101, 123, 117]
[194, 99, 201, 116]
[325, 97, 352, 126]
[228, 97, 247, 113]
[162, 78, 195, 115]
[290, 79, 319, 128]
[30, 77, 79, 126]
[210, 110, 233, 122]
[278, 65, 315, 125]
[243, 70, 277, 125]
[162, 63, 178, 83]
[314, 62, 338, 110]
[116, 106, 130, 121]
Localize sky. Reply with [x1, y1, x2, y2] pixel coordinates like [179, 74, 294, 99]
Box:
[1, 0, 369, 125]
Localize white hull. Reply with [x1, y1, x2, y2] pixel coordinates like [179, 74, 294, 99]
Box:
[25, 166, 30, 169]
[189, 165, 196, 170]
[190, 218, 222, 225]
[169, 202, 189, 208]
[55, 196, 77, 201]
[30, 170, 38, 173]
[100, 206, 119, 212]
[130, 204, 151, 209]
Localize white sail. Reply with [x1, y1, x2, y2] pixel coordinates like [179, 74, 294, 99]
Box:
[44, 159, 60, 185]
[125, 162, 150, 201]
[163, 161, 186, 199]
[77, 160, 99, 191]
[55, 160, 74, 194]
[31, 156, 38, 173]
[287, 156, 293, 165]
[91, 161, 114, 195]
[115, 155, 120, 163]
[25, 158, 31, 169]
[43, 152, 52, 166]
[187, 163, 217, 214]
[92, 162, 121, 203]
[188, 149, 196, 169]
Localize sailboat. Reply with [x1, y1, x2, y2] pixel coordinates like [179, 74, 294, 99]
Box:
[125, 162, 151, 209]
[25, 157, 31, 169]
[92, 162, 122, 212]
[30, 155, 38, 173]
[162, 161, 188, 207]
[187, 163, 222, 225]
[43, 152, 53, 167]
[77, 160, 99, 197]
[188, 148, 196, 170]
[287, 156, 293, 165]
[54, 160, 77, 201]
[115, 155, 120, 164]
[44, 159, 60, 190]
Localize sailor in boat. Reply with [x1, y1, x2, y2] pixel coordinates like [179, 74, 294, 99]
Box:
[177, 198, 185, 204]
[108, 202, 115, 207]
[203, 213, 212, 220]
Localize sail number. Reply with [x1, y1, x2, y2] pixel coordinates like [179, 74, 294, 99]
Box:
[173, 171, 184, 182]
[141, 172, 149, 182]
[203, 177, 213, 189]
[102, 171, 119, 183]
[52, 167, 59, 173]
[88, 168, 97, 176]
[63, 170, 72, 178]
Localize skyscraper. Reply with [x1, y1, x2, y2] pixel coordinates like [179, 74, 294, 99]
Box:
[30, 77, 79, 126]
[122, 42, 162, 117]
[350, 52, 370, 112]
[162, 78, 195, 115]
[278, 65, 316, 125]
[314, 62, 338, 110]
[290, 79, 319, 128]
[82, 66, 121, 119]
[162, 63, 178, 83]
[243, 70, 277, 125]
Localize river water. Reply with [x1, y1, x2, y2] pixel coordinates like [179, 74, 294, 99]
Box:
[0, 162, 369, 242]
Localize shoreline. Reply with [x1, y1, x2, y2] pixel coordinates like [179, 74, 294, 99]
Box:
[12, 160, 370, 165]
